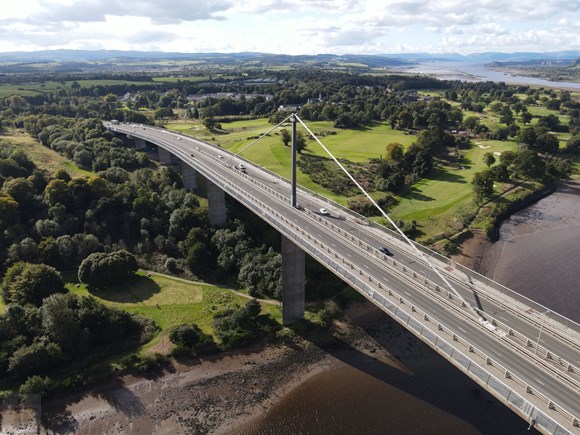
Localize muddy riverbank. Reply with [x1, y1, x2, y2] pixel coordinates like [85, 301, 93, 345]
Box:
[454, 179, 580, 321]
[35, 301, 535, 434]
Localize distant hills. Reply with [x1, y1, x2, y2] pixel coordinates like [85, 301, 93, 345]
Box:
[0, 49, 579, 68]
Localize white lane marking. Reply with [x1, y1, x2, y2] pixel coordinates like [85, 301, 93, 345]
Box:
[364, 264, 369, 269]
[404, 291, 411, 296]
[458, 326, 467, 333]
[534, 378, 545, 386]
[331, 243, 336, 247]
[346, 253, 352, 258]
[383, 277, 391, 282]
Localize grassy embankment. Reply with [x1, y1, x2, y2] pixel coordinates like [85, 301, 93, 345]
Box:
[65, 271, 282, 351]
[0, 128, 92, 177]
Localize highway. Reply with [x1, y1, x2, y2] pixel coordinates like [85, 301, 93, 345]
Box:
[107, 122, 580, 433]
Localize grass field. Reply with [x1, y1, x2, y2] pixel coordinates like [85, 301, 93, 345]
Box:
[167, 118, 418, 204]
[0, 129, 91, 177]
[66, 271, 282, 349]
[390, 139, 518, 237]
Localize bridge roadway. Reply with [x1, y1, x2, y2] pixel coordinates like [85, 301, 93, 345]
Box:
[108, 122, 580, 433]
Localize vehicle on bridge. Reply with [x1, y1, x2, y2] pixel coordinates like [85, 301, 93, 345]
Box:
[236, 164, 247, 173]
[379, 246, 393, 256]
[319, 207, 330, 216]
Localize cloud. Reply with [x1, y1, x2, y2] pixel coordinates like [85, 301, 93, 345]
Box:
[34, 0, 233, 24]
[0, 0, 578, 54]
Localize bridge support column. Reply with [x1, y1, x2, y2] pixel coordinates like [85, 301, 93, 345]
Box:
[281, 235, 305, 325]
[207, 180, 226, 227]
[180, 162, 197, 190]
[158, 147, 172, 165]
[134, 137, 147, 151]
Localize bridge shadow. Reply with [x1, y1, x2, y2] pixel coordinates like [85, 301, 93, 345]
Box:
[293, 303, 538, 435]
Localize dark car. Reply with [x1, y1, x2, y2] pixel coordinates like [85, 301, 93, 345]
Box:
[379, 246, 393, 256]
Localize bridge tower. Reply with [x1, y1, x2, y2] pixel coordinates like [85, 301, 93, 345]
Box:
[282, 114, 305, 325]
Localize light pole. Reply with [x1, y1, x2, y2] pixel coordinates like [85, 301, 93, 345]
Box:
[534, 310, 550, 355]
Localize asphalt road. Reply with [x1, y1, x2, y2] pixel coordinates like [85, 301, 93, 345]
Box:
[107, 122, 580, 426]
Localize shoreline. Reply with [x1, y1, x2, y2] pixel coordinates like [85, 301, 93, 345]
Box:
[35, 300, 536, 434]
[452, 178, 580, 320]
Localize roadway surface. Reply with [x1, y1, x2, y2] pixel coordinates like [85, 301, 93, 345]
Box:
[107, 122, 580, 430]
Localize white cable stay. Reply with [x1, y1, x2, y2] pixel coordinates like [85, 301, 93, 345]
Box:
[294, 114, 484, 322]
[223, 112, 485, 322]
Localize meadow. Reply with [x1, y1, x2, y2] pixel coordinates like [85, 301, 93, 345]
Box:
[66, 271, 282, 350]
[0, 129, 91, 177]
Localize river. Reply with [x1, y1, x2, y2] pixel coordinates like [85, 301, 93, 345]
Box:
[490, 179, 580, 321]
[394, 61, 580, 90]
[235, 306, 538, 435]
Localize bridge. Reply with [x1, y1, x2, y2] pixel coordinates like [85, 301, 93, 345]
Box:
[105, 121, 580, 435]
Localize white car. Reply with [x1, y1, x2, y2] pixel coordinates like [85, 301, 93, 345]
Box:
[319, 208, 330, 215]
[218, 154, 224, 159]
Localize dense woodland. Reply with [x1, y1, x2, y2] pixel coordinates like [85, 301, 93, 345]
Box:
[0, 66, 579, 395]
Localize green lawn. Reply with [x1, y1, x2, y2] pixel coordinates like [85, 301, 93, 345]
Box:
[66, 271, 282, 349]
[0, 129, 91, 177]
[390, 139, 518, 237]
[167, 118, 417, 204]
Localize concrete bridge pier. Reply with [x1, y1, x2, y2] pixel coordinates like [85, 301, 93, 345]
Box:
[281, 235, 305, 325]
[134, 137, 147, 151]
[207, 180, 226, 227]
[180, 162, 197, 191]
[158, 147, 172, 165]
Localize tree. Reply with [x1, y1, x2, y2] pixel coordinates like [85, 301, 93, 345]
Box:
[169, 323, 214, 355]
[482, 152, 496, 168]
[489, 163, 509, 182]
[186, 242, 213, 275]
[0, 193, 19, 229]
[534, 133, 559, 153]
[295, 131, 307, 154]
[566, 134, 580, 154]
[280, 128, 291, 146]
[78, 250, 138, 288]
[8, 342, 62, 379]
[521, 111, 533, 125]
[1, 262, 66, 306]
[472, 170, 494, 202]
[385, 142, 404, 164]
[516, 127, 537, 146]
[499, 107, 514, 125]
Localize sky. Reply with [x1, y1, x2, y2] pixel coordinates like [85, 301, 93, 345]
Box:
[0, 0, 579, 55]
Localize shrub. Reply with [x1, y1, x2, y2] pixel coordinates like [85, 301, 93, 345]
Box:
[19, 375, 55, 397]
[78, 250, 138, 288]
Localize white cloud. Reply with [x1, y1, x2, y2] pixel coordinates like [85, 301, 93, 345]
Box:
[0, 0, 577, 54]
[33, 0, 233, 24]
